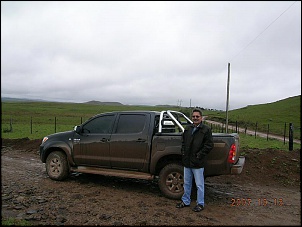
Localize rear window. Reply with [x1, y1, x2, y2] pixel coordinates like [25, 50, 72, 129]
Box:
[115, 114, 146, 134]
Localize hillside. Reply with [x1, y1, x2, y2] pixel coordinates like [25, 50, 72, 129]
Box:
[2, 95, 300, 140]
[205, 95, 300, 140]
[84, 100, 123, 106]
[233, 95, 300, 123]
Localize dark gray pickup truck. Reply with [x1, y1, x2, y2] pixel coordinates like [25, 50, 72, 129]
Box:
[39, 110, 245, 199]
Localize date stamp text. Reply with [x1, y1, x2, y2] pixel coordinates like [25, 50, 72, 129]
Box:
[231, 198, 284, 206]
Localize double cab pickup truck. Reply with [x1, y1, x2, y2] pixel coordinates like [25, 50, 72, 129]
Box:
[39, 110, 245, 200]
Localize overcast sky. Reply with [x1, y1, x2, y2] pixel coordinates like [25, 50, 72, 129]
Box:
[1, 1, 301, 110]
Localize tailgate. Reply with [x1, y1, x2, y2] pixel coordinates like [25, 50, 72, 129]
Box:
[205, 133, 243, 177]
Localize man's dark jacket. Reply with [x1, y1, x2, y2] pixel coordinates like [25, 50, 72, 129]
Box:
[181, 122, 214, 168]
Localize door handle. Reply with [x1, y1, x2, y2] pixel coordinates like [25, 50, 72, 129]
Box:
[136, 138, 146, 142]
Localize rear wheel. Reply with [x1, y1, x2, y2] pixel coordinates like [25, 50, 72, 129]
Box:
[46, 151, 69, 181]
[158, 163, 184, 200]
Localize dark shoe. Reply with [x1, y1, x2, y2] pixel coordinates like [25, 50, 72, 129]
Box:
[176, 201, 190, 208]
[192, 204, 204, 212]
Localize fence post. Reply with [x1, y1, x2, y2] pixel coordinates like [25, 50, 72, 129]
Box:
[289, 123, 293, 151]
[31, 116, 33, 134]
[55, 117, 57, 133]
[284, 123, 286, 145]
[255, 122, 257, 138]
[10, 116, 13, 132]
[267, 124, 269, 141]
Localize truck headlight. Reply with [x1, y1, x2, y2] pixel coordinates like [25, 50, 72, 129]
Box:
[42, 137, 48, 144]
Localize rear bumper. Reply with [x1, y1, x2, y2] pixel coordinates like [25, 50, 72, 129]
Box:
[231, 156, 245, 175]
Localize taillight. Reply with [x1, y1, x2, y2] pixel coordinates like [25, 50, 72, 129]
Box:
[228, 144, 236, 164]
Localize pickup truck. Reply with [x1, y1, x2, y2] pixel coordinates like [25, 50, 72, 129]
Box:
[39, 110, 245, 200]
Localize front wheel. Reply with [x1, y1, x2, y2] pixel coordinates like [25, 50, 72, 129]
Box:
[158, 163, 184, 200]
[46, 151, 69, 181]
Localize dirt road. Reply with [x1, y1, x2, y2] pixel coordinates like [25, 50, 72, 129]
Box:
[1, 139, 301, 226]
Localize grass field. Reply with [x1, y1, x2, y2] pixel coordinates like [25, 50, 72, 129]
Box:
[1, 95, 300, 151]
[205, 95, 300, 141]
[1, 102, 181, 139]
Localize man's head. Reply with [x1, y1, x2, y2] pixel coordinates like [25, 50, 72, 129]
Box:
[192, 108, 202, 126]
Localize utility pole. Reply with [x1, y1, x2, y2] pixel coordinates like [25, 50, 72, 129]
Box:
[226, 63, 231, 133]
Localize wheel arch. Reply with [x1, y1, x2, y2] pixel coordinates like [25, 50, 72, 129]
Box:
[154, 154, 182, 176]
[41, 142, 74, 166]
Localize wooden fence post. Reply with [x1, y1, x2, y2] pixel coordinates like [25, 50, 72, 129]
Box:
[289, 123, 293, 151]
[283, 123, 286, 145]
[255, 122, 258, 138]
[10, 116, 13, 132]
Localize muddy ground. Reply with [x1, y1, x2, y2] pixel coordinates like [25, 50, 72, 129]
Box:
[1, 138, 301, 226]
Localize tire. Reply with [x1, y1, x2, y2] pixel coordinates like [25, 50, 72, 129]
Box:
[158, 163, 184, 200]
[46, 151, 69, 181]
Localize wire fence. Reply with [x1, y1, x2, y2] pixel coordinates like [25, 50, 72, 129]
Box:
[2, 116, 87, 139]
[205, 120, 300, 145]
[2, 116, 301, 145]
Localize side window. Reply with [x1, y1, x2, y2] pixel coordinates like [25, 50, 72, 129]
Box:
[115, 114, 146, 134]
[83, 115, 115, 134]
[154, 115, 160, 134]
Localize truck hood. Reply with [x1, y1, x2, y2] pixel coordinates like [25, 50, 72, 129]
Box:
[46, 130, 74, 139]
[42, 130, 75, 145]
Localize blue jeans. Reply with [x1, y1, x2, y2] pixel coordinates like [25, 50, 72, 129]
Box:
[181, 167, 205, 206]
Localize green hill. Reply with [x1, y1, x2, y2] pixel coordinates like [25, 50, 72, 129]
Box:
[1, 95, 300, 140]
[205, 95, 300, 140]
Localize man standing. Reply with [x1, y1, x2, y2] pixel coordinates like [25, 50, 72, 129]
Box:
[176, 108, 214, 212]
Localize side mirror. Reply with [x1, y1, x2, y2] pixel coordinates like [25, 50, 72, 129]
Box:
[74, 125, 82, 134]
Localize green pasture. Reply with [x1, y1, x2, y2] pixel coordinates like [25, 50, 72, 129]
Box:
[1, 96, 301, 151]
[238, 133, 300, 151]
[206, 95, 300, 141]
[1, 102, 181, 139]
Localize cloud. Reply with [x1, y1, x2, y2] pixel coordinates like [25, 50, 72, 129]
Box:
[1, 1, 301, 110]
